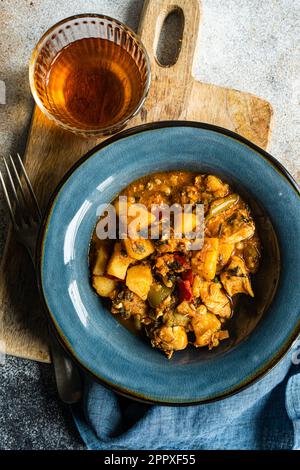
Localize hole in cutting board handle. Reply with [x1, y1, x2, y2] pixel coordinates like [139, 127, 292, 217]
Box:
[155, 8, 184, 67]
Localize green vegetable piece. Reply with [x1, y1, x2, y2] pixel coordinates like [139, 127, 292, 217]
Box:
[147, 283, 173, 308]
[205, 194, 239, 222]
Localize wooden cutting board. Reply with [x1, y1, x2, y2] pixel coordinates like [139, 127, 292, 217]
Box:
[0, 0, 273, 363]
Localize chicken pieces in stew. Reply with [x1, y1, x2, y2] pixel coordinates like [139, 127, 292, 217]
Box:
[89, 172, 261, 358]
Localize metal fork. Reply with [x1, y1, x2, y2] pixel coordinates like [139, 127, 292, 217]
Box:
[0, 154, 82, 404]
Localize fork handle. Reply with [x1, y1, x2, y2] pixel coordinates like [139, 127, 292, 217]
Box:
[49, 332, 82, 404]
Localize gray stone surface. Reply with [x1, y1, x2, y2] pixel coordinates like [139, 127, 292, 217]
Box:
[0, 356, 84, 449]
[0, 0, 299, 450]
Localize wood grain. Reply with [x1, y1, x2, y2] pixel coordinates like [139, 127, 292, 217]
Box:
[0, 0, 273, 363]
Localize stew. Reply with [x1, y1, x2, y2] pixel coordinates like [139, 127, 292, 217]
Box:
[89, 171, 261, 358]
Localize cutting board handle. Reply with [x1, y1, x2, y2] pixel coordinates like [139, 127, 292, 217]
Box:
[138, 0, 200, 78]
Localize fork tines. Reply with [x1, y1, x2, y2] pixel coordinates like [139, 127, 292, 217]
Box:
[0, 154, 41, 228]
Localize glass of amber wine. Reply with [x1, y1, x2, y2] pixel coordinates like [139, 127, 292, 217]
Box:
[29, 14, 151, 137]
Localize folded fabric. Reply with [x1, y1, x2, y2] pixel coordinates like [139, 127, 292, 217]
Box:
[72, 345, 300, 450]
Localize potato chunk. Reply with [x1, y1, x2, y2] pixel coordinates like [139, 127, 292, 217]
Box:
[192, 275, 202, 298]
[123, 238, 154, 260]
[205, 175, 229, 198]
[92, 276, 117, 297]
[217, 242, 235, 271]
[174, 213, 198, 235]
[115, 200, 156, 236]
[192, 311, 221, 347]
[191, 238, 219, 281]
[192, 310, 228, 349]
[107, 242, 134, 280]
[220, 255, 254, 297]
[92, 243, 110, 275]
[127, 204, 156, 238]
[126, 265, 153, 300]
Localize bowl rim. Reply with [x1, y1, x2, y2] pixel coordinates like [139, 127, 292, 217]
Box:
[37, 120, 300, 405]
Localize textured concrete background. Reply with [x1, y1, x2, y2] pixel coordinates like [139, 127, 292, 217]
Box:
[0, 0, 299, 449]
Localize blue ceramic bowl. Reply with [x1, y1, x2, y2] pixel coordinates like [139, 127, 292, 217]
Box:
[38, 122, 300, 404]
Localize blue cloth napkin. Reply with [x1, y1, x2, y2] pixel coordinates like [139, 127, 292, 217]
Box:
[72, 344, 300, 450]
